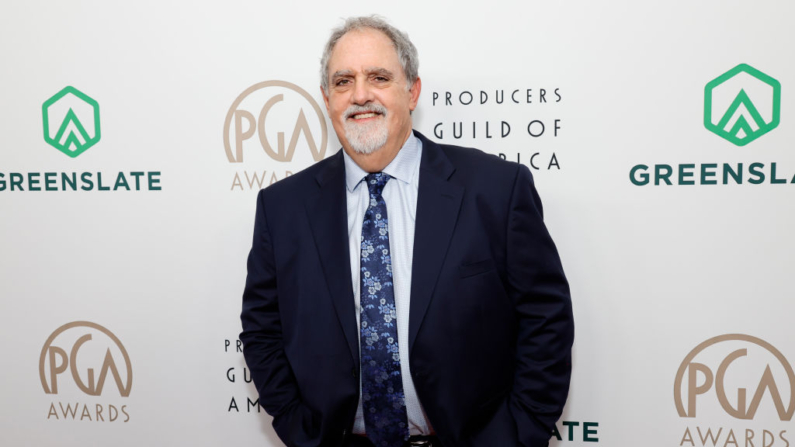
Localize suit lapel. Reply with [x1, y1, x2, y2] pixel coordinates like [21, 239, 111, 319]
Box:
[305, 151, 360, 369]
[409, 132, 464, 353]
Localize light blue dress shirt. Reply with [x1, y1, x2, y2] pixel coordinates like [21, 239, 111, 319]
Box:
[343, 134, 434, 436]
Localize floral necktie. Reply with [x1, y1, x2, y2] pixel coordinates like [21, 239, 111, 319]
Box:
[359, 172, 409, 447]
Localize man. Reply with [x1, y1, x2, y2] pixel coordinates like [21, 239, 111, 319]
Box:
[241, 16, 573, 447]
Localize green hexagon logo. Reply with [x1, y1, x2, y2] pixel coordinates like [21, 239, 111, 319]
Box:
[704, 64, 781, 146]
[42, 86, 101, 157]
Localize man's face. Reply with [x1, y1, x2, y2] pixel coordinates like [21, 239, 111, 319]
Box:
[322, 28, 420, 155]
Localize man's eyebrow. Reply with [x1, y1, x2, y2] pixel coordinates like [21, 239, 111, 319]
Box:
[364, 67, 394, 78]
[331, 69, 354, 80]
[331, 68, 395, 79]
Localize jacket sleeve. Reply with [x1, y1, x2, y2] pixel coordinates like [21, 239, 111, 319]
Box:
[240, 189, 320, 447]
[505, 164, 575, 447]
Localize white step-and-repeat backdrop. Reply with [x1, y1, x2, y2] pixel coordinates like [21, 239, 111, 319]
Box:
[2, 1, 793, 446]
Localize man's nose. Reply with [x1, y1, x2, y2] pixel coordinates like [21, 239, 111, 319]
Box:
[351, 78, 374, 105]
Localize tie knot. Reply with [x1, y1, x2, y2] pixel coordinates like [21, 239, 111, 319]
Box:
[365, 172, 390, 196]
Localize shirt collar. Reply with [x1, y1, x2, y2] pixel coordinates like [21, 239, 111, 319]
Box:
[343, 133, 422, 192]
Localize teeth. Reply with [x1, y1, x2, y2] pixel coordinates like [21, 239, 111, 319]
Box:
[352, 113, 376, 119]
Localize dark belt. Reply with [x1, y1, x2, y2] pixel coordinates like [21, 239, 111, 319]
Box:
[350, 434, 440, 447]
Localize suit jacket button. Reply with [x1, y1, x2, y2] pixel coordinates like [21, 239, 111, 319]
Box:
[351, 368, 358, 379]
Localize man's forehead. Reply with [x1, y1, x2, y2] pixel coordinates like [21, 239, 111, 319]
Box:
[329, 28, 399, 65]
[337, 27, 393, 47]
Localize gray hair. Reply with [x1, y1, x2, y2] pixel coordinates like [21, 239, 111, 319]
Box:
[320, 16, 419, 95]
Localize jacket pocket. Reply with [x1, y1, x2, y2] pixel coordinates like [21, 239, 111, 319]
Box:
[459, 258, 495, 278]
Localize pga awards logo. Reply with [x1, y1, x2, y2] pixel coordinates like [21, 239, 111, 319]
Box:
[39, 321, 132, 422]
[223, 80, 329, 191]
[674, 334, 794, 446]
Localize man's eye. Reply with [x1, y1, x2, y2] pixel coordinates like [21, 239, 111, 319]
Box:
[335, 79, 350, 86]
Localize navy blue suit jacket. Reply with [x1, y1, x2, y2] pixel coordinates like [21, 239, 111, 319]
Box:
[240, 131, 574, 447]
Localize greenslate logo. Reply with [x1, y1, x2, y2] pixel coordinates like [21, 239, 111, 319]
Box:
[704, 64, 780, 146]
[42, 86, 101, 157]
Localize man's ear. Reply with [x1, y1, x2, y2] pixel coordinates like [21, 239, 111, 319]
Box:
[409, 77, 421, 111]
[321, 86, 330, 111]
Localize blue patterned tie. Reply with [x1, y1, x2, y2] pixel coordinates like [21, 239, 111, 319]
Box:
[359, 172, 409, 447]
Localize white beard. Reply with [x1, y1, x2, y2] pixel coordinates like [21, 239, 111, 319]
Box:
[342, 105, 388, 154]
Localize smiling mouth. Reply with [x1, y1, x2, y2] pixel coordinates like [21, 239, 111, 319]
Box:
[352, 112, 377, 119]
[347, 111, 382, 121]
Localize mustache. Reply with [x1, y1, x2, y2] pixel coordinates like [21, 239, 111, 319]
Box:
[343, 104, 387, 119]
